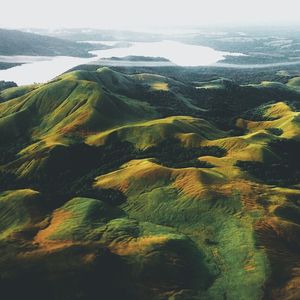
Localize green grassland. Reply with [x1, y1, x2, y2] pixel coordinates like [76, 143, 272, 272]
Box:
[0, 66, 300, 299]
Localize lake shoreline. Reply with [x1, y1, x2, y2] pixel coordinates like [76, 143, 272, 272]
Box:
[0, 40, 243, 85]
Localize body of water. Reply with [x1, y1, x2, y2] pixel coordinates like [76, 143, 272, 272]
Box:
[0, 40, 242, 86]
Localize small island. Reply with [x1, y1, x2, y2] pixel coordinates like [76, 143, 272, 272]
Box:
[95, 55, 175, 66]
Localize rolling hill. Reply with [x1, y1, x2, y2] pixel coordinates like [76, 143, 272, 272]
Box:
[1, 66, 300, 299]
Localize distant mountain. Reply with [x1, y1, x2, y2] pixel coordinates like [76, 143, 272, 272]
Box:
[30, 28, 164, 42]
[0, 28, 107, 57]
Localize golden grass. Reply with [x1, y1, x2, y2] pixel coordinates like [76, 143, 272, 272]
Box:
[95, 159, 173, 193]
[202, 134, 269, 164]
[264, 102, 292, 118]
[109, 235, 168, 256]
[34, 210, 73, 250]
[235, 102, 300, 140]
[172, 168, 226, 197]
[95, 158, 227, 199]
[150, 82, 169, 91]
[86, 115, 225, 149]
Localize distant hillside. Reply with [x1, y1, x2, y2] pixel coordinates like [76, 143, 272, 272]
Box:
[0, 80, 17, 92]
[0, 28, 106, 57]
[0, 62, 21, 70]
[32, 28, 164, 42]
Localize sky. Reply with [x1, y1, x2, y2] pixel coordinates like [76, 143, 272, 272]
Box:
[2, 0, 300, 30]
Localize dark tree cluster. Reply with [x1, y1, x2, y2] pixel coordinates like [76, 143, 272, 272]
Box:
[236, 139, 300, 185]
[0, 80, 17, 92]
[141, 138, 226, 168]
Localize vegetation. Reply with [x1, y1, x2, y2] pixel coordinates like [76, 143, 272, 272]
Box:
[265, 127, 283, 136]
[141, 138, 225, 168]
[236, 139, 300, 185]
[0, 80, 17, 92]
[0, 62, 21, 70]
[0, 28, 107, 57]
[0, 65, 300, 299]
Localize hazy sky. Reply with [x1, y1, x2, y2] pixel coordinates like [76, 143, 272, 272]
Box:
[2, 0, 300, 30]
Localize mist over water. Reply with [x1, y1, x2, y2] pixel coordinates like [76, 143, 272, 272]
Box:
[0, 56, 88, 85]
[90, 40, 240, 66]
[0, 40, 242, 85]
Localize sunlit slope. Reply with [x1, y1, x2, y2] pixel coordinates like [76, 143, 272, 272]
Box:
[287, 76, 300, 91]
[0, 70, 158, 143]
[0, 189, 40, 239]
[236, 102, 300, 140]
[35, 196, 212, 296]
[94, 159, 269, 299]
[87, 116, 226, 149]
[0, 84, 39, 102]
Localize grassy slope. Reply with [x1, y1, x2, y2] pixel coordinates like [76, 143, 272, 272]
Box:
[0, 68, 300, 299]
[86, 116, 226, 149]
[0, 69, 158, 145]
[0, 189, 40, 239]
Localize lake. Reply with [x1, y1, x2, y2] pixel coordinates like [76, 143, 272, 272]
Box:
[0, 40, 242, 86]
